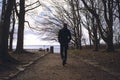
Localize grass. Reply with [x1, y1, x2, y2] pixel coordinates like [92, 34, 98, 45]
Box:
[0, 50, 45, 78]
[68, 49, 120, 73]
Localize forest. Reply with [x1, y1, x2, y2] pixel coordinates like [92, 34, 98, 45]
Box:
[0, 0, 120, 64]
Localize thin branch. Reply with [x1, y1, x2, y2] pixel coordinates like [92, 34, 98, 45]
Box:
[26, 1, 41, 12]
[25, 1, 39, 8]
[26, 4, 41, 12]
[14, 2, 19, 17]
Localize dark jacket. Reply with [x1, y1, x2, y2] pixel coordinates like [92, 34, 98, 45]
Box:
[58, 27, 71, 46]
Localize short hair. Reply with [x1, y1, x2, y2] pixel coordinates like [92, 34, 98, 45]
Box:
[63, 23, 67, 27]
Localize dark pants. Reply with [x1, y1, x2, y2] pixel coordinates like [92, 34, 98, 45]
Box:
[60, 44, 68, 63]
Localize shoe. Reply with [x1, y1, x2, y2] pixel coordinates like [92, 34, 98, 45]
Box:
[65, 62, 67, 64]
[62, 60, 66, 66]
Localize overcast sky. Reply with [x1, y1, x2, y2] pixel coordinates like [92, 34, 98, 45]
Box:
[14, 0, 60, 46]
[0, 0, 89, 46]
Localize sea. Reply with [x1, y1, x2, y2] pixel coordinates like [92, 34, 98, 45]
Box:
[13, 45, 60, 53]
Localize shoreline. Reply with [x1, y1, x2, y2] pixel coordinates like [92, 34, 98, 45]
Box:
[12, 45, 60, 53]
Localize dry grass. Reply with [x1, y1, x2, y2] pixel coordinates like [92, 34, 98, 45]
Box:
[68, 49, 120, 73]
[0, 50, 45, 78]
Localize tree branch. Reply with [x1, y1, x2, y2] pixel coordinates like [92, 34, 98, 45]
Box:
[25, 1, 41, 12]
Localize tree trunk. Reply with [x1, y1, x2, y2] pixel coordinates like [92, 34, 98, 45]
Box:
[88, 27, 92, 48]
[106, 38, 114, 52]
[15, 0, 25, 53]
[116, 0, 120, 21]
[81, 0, 114, 52]
[0, 0, 19, 63]
[9, 10, 15, 51]
[92, 20, 98, 51]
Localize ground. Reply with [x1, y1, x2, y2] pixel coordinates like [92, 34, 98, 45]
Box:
[0, 49, 120, 80]
[70, 49, 120, 74]
[0, 50, 46, 80]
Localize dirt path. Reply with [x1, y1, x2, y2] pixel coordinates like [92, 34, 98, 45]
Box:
[10, 53, 118, 80]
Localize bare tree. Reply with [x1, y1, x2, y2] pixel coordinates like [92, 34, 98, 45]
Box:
[15, 0, 26, 53]
[15, 0, 41, 53]
[69, 0, 82, 49]
[115, 0, 120, 21]
[34, 0, 83, 49]
[81, 0, 115, 52]
[81, 1, 101, 51]
[0, 0, 19, 63]
[113, 0, 120, 47]
[9, 9, 16, 51]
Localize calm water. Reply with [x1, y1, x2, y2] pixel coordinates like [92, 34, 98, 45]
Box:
[13, 45, 60, 53]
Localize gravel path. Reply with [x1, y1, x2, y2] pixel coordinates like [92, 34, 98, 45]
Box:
[10, 53, 118, 80]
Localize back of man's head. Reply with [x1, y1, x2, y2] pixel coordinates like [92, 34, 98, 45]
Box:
[63, 23, 67, 29]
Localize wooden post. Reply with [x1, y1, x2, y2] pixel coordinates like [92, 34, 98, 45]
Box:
[50, 46, 54, 53]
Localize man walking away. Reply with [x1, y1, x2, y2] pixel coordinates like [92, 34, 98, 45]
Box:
[58, 23, 71, 66]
